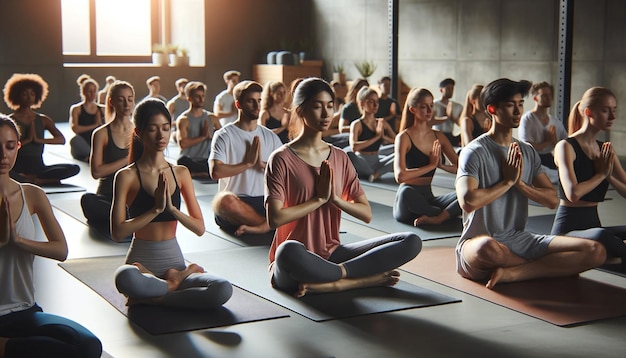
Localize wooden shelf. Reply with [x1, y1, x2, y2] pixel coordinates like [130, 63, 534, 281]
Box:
[253, 64, 323, 87]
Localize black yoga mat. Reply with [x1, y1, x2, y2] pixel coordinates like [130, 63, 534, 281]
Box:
[59, 255, 289, 335]
[186, 247, 460, 322]
[596, 263, 626, 278]
[342, 201, 463, 241]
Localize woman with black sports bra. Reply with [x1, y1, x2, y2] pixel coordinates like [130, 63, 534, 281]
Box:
[110, 99, 232, 309]
[551, 87, 626, 263]
[459, 84, 489, 147]
[80, 80, 134, 240]
[68, 76, 104, 162]
[393, 87, 461, 226]
[347, 86, 396, 182]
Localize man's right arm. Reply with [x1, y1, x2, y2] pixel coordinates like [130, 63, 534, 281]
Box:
[209, 135, 259, 180]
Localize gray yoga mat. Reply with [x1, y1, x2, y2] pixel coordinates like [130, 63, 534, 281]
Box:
[42, 183, 86, 194]
[342, 201, 463, 241]
[59, 255, 289, 335]
[186, 247, 460, 322]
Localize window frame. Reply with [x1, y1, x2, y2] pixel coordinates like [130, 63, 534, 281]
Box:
[62, 0, 161, 64]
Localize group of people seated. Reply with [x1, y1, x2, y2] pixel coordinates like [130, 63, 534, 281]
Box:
[1, 70, 624, 357]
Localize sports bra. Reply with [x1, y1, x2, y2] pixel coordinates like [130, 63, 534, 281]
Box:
[557, 137, 608, 203]
[357, 119, 382, 153]
[405, 131, 438, 178]
[470, 115, 485, 141]
[128, 164, 181, 222]
[96, 125, 129, 199]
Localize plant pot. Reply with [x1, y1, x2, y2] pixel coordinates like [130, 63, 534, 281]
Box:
[332, 72, 346, 84]
[169, 54, 189, 67]
[152, 53, 168, 66]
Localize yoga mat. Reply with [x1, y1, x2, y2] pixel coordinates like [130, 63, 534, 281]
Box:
[401, 246, 626, 326]
[342, 201, 463, 241]
[59, 255, 289, 335]
[524, 214, 555, 234]
[52, 198, 87, 225]
[596, 263, 626, 278]
[42, 183, 86, 194]
[195, 195, 275, 247]
[186, 247, 460, 322]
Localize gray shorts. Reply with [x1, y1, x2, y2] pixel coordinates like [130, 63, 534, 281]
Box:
[455, 231, 554, 280]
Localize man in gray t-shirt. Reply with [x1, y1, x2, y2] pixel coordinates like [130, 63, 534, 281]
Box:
[455, 78, 605, 289]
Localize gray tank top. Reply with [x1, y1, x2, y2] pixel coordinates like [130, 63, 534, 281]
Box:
[179, 110, 213, 160]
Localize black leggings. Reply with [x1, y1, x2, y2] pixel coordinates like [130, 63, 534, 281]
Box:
[272, 232, 422, 292]
[12, 154, 80, 181]
[551, 205, 626, 259]
[0, 305, 101, 358]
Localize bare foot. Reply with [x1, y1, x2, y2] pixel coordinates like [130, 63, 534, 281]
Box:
[414, 212, 450, 226]
[235, 222, 271, 236]
[132, 262, 152, 274]
[295, 270, 401, 298]
[486, 267, 505, 289]
[368, 172, 381, 182]
[163, 264, 205, 291]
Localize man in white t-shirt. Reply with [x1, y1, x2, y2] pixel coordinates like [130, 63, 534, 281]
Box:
[431, 78, 463, 147]
[209, 80, 282, 236]
[213, 70, 240, 127]
[519, 81, 567, 184]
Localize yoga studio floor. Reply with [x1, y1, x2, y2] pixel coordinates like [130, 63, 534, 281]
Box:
[34, 124, 625, 358]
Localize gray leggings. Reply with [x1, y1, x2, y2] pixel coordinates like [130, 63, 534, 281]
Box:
[346, 151, 395, 178]
[272, 232, 422, 293]
[114, 238, 232, 309]
[393, 184, 461, 224]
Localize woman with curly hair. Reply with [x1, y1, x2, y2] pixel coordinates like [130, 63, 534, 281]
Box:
[3, 73, 79, 185]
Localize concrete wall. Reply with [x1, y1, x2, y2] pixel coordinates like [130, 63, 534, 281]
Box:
[0, 0, 312, 123]
[312, 0, 626, 155]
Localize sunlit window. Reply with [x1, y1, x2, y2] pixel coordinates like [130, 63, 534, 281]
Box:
[61, 0, 205, 66]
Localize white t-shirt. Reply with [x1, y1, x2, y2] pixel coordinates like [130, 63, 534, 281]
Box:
[209, 123, 282, 196]
[519, 111, 567, 154]
[214, 90, 237, 127]
[432, 99, 463, 133]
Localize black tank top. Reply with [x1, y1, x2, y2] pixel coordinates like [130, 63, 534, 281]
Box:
[405, 131, 438, 178]
[96, 126, 129, 199]
[266, 115, 289, 143]
[557, 137, 608, 202]
[357, 119, 382, 152]
[470, 115, 485, 141]
[77, 104, 101, 142]
[128, 164, 181, 222]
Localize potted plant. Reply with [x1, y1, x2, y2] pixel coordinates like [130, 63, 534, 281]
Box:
[332, 63, 346, 84]
[170, 46, 189, 67]
[152, 43, 168, 66]
[354, 60, 377, 80]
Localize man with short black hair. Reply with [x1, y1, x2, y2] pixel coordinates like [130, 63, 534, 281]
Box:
[455, 78, 605, 289]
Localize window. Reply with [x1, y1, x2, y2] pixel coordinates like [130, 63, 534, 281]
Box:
[61, 0, 204, 66]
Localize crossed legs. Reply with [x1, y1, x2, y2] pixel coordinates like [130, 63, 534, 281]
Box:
[212, 191, 270, 235]
[459, 235, 606, 289]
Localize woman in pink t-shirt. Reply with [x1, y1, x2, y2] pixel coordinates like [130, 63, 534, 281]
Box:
[265, 78, 422, 297]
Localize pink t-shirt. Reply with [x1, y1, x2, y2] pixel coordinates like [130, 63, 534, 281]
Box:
[265, 145, 364, 263]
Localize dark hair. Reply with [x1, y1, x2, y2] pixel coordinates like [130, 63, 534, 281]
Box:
[567, 87, 615, 135]
[439, 78, 455, 88]
[289, 78, 335, 139]
[3, 73, 49, 110]
[480, 78, 531, 108]
[129, 99, 171, 163]
[0, 113, 21, 138]
[378, 76, 391, 84]
[531, 81, 554, 97]
[399, 87, 433, 131]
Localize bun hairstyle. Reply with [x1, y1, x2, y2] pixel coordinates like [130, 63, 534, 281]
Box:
[128, 99, 171, 163]
[567, 87, 615, 135]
